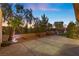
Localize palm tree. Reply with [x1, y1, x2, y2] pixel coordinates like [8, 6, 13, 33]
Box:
[8, 16, 22, 42]
[15, 4, 35, 39]
[7, 4, 24, 42]
[2, 3, 35, 43]
[1, 3, 23, 42]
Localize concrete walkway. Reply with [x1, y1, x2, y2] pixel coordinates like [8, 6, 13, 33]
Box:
[1, 35, 79, 56]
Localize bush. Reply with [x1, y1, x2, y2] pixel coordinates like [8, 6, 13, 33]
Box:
[1, 41, 11, 47]
[2, 27, 10, 35]
[46, 31, 53, 35]
[66, 22, 78, 39]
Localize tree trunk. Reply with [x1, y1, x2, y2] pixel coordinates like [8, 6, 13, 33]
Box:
[12, 28, 17, 42]
[8, 27, 17, 43]
[8, 27, 13, 41]
[0, 8, 2, 46]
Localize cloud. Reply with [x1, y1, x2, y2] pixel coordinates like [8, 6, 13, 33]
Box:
[40, 8, 61, 11]
[24, 4, 61, 11]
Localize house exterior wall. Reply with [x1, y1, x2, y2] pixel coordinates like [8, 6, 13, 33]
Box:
[73, 3, 79, 22]
[0, 8, 2, 45]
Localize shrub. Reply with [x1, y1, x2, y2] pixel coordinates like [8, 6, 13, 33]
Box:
[66, 22, 78, 39]
[1, 41, 11, 47]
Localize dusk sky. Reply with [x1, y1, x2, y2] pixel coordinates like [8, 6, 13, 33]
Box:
[15, 3, 76, 25]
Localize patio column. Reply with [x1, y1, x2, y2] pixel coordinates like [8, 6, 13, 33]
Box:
[0, 8, 2, 46]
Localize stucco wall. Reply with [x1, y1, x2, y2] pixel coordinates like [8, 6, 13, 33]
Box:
[73, 3, 79, 22]
[0, 8, 2, 45]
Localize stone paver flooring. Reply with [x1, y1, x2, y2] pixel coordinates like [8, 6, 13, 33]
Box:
[1, 35, 79, 56]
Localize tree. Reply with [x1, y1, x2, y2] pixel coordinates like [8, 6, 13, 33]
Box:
[24, 8, 36, 33]
[8, 4, 24, 42]
[54, 22, 64, 35]
[15, 4, 24, 13]
[15, 4, 34, 34]
[76, 21, 79, 37]
[47, 23, 52, 31]
[24, 8, 34, 26]
[8, 16, 23, 42]
[1, 3, 13, 21]
[66, 22, 78, 38]
[1, 3, 24, 42]
[39, 14, 49, 32]
[54, 22, 64, 30]
[1, 3, 14, 41]
[33, 17, 41, 32]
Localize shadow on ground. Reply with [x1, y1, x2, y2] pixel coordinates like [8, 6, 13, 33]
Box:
[55, 44, 79, 56]
[1, 44, 79, 56]
[26, 44, 79, 56]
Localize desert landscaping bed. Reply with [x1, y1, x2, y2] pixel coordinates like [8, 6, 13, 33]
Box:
[2, 31, 54, 43]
